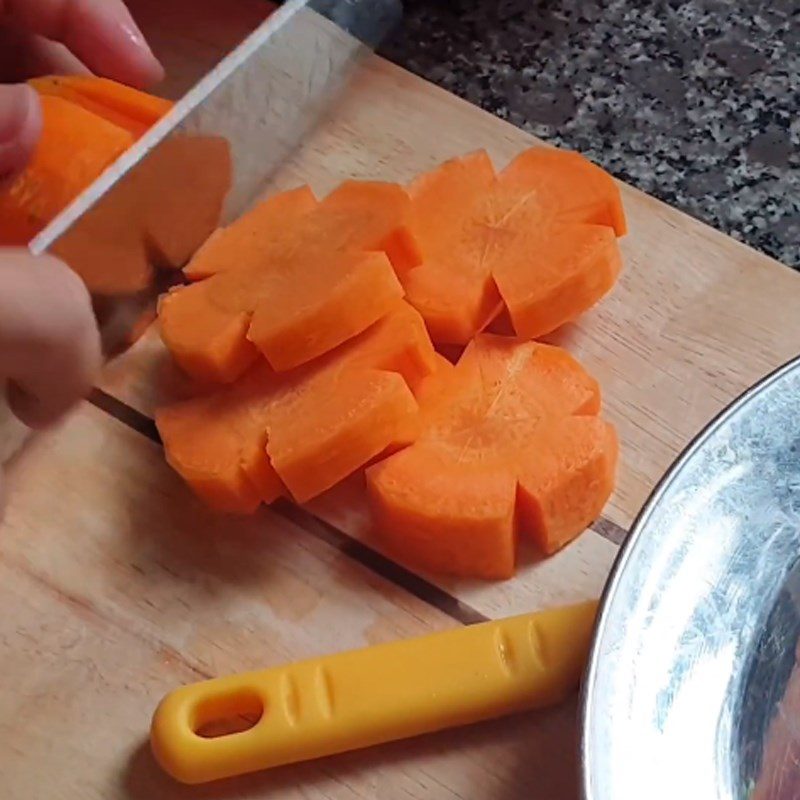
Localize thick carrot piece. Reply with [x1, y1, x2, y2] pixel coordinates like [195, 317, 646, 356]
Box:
[184, 186, 317, 280]
[157, 302, 437, 510]
[0, 95, 134, 245]
[247, 252, 404, 372]
[162, 181, 421, 379]
[403, 151, 502, 343]
[267, 370, 419, 503]
[184, 181, 419, 280]
[366, 335, 617, 580]
[161, 250, 403, 380]
[0, 83, 219, 298]
[500, 147, 627, 236]
[403, 148, 626, 344]
[492, 223, 622, 340]
[369, 448, 519, 579]
[30, 76, 172, 137]
[158, 370, 270, 514]
[319, 181, 422, 276]
[158, 288, 256, 384]
[516, 416, 618, 554]
[267, 302, 436, 501]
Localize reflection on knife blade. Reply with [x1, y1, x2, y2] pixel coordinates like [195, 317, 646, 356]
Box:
[29, 0, 401, 358]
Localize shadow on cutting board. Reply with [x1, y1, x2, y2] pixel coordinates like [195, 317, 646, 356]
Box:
[121, 699, 580, 800]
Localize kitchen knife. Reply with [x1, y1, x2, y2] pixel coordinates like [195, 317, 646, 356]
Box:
[0, 0, 400, 466]
[30, 0, 402, 358]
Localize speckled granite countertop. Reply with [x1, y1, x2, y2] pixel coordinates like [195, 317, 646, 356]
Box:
[382, 0, 799, 267]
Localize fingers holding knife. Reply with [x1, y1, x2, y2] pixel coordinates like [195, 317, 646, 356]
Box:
[0, 252, 102, 429]
[0, 1, 158, 441]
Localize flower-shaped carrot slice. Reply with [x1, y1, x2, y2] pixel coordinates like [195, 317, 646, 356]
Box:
[403, 148, 626, 344]
[157, 302, 436, 512]
[366, 335, 618, 580]
[160, 182, 422, 380]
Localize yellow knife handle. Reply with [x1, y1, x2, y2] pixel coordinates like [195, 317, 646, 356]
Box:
[151, 600, 597, 784]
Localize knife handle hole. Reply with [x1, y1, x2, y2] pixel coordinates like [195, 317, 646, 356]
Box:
[192, 688, 265, 739]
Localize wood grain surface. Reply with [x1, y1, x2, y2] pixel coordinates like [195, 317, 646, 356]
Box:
[1, 406, 580, 799]
[2, 0, 800, 797]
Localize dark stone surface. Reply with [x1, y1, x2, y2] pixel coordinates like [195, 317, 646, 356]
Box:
[381, 0, 800, 267]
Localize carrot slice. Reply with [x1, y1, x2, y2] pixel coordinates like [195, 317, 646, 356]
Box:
[183, 181, 420, 280]
[402, 148, 626, 344]
[492, 224, 621, 341]
[267, 370, 419, 501]
[140, 137, 231, 270]
[370, 446, 519, 579]
[161, 250, 403, 380]
[500, 147, 627, 236]
[157, 372, 270, 513]
[366, 335, 617, 579]
[402, 151, 502, 343]
[29, 76, 172, 138]
[52, 136, 231, 295]
[161, 182, 422, 379]
[516, 416, 618, 554]
[184, 186, 317, 280]
[0, 95, 134, 245]
[157, 302, 437, 511]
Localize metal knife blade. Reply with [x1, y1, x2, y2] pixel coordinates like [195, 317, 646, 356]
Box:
[29, 0, 401, 358]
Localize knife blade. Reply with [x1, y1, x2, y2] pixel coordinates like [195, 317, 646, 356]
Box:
[29, 0, 401, 358]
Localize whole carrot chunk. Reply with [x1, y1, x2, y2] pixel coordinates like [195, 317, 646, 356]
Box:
[161, 182, 422, 380]
[157, 302, 437, 511]
[403, 148, 626, 344]
[366, 335, 618, 579]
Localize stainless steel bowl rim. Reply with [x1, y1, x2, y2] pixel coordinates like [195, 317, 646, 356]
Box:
[580, 352, 800, 799]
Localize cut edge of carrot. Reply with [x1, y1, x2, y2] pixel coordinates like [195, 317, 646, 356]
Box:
[29, 75, 172, 137]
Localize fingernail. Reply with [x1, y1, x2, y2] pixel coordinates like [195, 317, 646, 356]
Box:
[96, 3, 164, 87]
[117, 20, 165, 84]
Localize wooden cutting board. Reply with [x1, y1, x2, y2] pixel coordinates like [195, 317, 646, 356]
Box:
[3, 2, 800, 798]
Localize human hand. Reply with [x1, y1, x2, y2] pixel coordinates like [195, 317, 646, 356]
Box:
[0, 1, 162, 433]
[1, 251, 101, 429]
[1, 0, 163, 180]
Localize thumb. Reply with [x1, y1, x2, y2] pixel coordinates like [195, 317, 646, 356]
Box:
[0, 85, 42, 182]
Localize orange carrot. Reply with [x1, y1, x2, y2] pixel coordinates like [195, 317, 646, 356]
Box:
[157, 302, 437, 511]
[0, 77, 183, 289]
[0, 95, 134, 245]
[140, 137, 231, 269]
[51, 136, 231, 295]
[366, 335, 618, 579]
[184, 186, 317, 280]
[160, 182, 422, 380]
[29, 76, 172, 138]
[402, 148, 625, 344]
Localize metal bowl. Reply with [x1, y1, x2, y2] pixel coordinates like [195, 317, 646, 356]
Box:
[582, 356, 800, 800]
